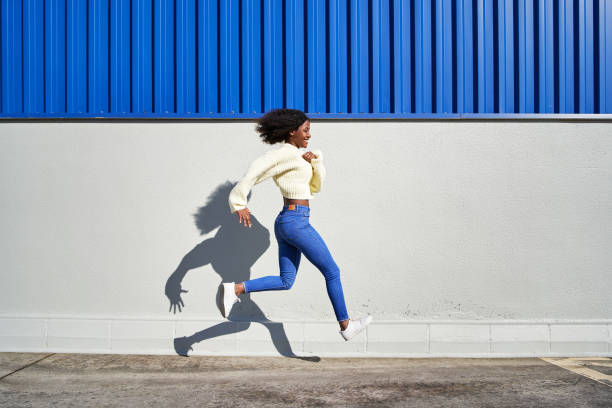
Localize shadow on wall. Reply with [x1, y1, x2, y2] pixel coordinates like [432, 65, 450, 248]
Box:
[164, 181, 319, 362]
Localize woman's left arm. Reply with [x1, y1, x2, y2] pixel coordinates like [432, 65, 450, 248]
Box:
[309, 149, 326, 194]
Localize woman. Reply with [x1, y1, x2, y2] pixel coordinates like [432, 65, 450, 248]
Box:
[220, 108, 372, 341]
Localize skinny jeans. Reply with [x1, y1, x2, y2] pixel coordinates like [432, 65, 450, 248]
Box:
[242, 204, 349, 322]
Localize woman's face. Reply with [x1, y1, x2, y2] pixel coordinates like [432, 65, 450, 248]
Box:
[289, 120, 311, 148]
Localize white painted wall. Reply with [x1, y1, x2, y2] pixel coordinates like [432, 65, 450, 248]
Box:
[0, 120, 610, 357]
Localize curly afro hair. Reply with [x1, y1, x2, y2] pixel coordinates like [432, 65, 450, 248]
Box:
[255, 108, 310, 145]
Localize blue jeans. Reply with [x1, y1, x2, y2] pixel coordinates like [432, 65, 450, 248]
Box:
[242, 204, 349, 322]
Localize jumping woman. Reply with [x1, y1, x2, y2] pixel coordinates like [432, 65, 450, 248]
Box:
[219, 108, 372, 341]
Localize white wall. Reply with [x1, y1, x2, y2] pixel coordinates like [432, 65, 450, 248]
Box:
[1, 120, 610, 357]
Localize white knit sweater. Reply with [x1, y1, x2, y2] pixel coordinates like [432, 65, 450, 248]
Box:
[228, 142, 326, 214]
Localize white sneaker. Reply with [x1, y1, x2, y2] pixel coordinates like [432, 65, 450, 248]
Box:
[216, 282, 241, 318]
[339, 315, 373, 341]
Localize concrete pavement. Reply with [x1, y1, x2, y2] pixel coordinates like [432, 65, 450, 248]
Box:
[0, 352, 610, 407]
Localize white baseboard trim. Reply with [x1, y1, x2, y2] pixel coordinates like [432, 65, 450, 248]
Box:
[1, 315, 610, 358]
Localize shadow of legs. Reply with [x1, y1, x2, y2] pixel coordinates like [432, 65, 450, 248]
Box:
[174, 321, 243, 356]
[260, 321, 321, 362]
[174, 319, 320, 362]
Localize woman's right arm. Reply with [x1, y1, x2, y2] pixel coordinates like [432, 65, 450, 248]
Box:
[309, 149, 326, 194]
[228, 150, 279, 215]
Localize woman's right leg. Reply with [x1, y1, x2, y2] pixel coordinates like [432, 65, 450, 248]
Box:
[279, 218, 349, 324]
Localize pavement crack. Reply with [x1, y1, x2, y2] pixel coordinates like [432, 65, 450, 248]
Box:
[0, 353, 55, 381]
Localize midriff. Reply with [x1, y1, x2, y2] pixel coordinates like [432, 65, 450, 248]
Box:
[283, 197, 309, 207]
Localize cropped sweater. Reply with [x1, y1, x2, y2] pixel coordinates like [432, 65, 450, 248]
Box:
[228, 142, 326, 214]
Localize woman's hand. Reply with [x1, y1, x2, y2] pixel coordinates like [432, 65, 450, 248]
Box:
[302, 151, 318, 163]
[236, 207, 252, 228]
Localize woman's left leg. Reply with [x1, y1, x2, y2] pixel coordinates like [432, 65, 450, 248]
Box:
[242, 238, 301, 292]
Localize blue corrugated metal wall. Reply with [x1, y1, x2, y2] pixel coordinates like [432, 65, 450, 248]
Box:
[1, 0, 611, 118]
